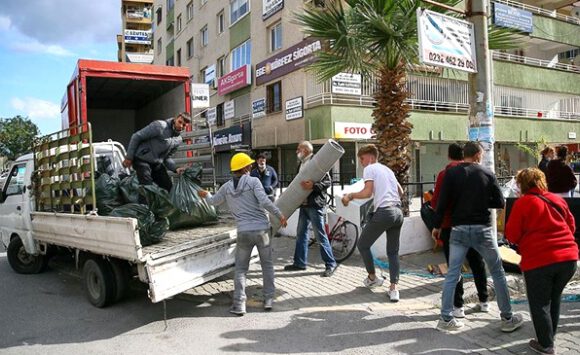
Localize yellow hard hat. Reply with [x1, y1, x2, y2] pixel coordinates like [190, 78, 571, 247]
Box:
[230, 153, 255, 172]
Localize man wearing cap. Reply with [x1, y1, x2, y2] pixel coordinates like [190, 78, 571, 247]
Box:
[123, 112, 191, 193]
[199, 153, 287, 316]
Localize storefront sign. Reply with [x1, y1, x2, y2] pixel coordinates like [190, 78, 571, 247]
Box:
[191, 83, 210, 108]
[212, 123, 252, 152]
[493, 3, 533, 33]
[417, 8, 477, 73]
[332, 73, 362, 95]
[205, 65, 216, 85]
[126, 53, 154, 64]
[256, 38, 322, 85]
[218, 64, 252, 95]
[263, 0, 284, 20]
[252, 98, 266, 119]
[124, 29, 152, 45]
[334, 122, 374, 139]
[285, 96, 303, 121]
[207, 107, 217, 125]
[224, 100, 235, 120]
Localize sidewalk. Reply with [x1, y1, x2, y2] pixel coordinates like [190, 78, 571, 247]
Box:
[183, 236, 580, 355]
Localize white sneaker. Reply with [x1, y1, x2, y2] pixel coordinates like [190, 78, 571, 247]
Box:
[388, 289, 399, 302]
[452, 307, 465, 318]
[363, 276, 385, 288]
[437, 318, 464, 331]
[477, 302, 490, 313]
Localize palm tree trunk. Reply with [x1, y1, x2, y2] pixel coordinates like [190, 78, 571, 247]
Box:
[372, 63, 413, 215]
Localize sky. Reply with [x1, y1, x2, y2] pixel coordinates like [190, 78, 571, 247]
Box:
[0, 1, 121, 134]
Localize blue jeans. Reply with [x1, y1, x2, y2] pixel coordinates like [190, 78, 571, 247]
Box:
[294, 207, 337, 269]
[441, 225, 513, 321]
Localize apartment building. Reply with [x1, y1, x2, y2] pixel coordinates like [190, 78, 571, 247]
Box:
[118, 0, 155, 63]
[152, 0, 580, 184]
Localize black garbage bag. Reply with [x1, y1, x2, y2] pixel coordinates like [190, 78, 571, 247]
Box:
[139, 184, 177, 219]
[119, 173, 140, 204]
[169, 166, 218, 230]
[109, 204, 166, 246]
[95, 174, 123, 216]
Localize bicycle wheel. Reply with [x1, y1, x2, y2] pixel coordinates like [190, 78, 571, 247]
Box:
[331, 221, 359, 263]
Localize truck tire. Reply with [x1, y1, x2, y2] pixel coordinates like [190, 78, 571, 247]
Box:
[7, 237, 47, 274]
[82, 258, 116, 308]
[109, 259, 131, 302]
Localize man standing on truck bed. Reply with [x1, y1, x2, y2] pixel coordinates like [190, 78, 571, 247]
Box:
[198, 153, 288, 315]
[122, 112, 191, 194]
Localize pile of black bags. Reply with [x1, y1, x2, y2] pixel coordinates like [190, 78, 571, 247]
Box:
[95, 165, 217, 246]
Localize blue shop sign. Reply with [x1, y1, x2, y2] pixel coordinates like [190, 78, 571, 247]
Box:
[493, 3, 533, 33]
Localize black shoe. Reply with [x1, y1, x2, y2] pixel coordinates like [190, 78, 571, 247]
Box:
[284, 264, 306, 271]
[322, 265, 337, 277]
[528, 339, 554, 355]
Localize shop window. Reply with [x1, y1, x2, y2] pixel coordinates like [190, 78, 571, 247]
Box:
[267, 81, 282, 113]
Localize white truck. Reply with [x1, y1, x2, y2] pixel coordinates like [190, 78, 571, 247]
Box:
[0, 134, 238, 308]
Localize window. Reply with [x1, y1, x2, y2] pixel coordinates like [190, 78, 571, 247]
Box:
[157, 37, 162, 54]
[230, 0, 249, 24]
[187, 1, 194, 21]
[4, 164, 26, 196]
[270, 22, 282, 52]
[166, 56, 174, 66]
[186, 37, 194, 58]
[176, 48, 182, 66]
[176, 14, 182, 32]
[217, 56, 226, 77]
[266, 81, 282, 113]
[217, 11, 225, 34]
[156, 7, 162, 24]
[231, 39, 251, 70]
[167, 0, 175, 10]
[216, 103, 224, 127]
[201, 25, 208, 47]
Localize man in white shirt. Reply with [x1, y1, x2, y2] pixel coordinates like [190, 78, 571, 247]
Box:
[341, 144, 404, 302]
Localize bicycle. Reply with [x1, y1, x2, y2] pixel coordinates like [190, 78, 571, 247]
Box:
[308, 215, 359, 263]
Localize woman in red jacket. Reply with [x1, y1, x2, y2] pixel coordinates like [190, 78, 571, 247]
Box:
[506, 168, 578, 355]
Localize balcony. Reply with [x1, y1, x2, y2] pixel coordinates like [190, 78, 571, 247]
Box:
[492, 51, 580, 74]
[124, 6, 153, 24]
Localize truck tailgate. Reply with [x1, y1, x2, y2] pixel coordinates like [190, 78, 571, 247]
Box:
[141, 221, 239, 303]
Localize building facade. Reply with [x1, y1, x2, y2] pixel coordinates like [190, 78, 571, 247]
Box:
[118, 0, 155, 64]
[152, 0, 580, 186]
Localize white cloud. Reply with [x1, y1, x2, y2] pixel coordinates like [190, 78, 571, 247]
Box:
[11, 97, 60, 120]
[11, 40, 74, 57]
[0, 15, 10, 31]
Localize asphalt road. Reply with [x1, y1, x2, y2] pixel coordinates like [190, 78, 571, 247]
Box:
[0, 254, 480, 355]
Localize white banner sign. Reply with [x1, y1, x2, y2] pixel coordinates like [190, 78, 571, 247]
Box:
[332, 73, 362, 95]
[334, 122, 374, 139]
[263, 0, 284, 20]
[224, 100, 235, 120]
[417, 8, 477, 73]
[285, 96, 303, 121]
[126, 53, 154, 64]
[204, 65, 216, 84]
[191, 83, 210, 108]
[207, 107, 217, 125]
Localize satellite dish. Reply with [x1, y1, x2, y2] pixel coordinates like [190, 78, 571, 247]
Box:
[572, 6, 580, 18]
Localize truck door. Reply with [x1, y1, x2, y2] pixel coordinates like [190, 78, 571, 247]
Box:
[0, 163, 28, 246]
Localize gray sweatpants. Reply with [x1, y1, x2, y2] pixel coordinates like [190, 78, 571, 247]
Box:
[233, 229, 275, 306]
[357, 207, 404, 284]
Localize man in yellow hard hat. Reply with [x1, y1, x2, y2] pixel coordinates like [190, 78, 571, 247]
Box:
[199, 152, 287, 315]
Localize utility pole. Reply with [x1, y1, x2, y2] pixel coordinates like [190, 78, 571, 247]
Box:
[467, 0, 498, 236]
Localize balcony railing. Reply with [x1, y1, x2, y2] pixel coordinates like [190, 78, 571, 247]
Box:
[492, 0, 580, 25]
[492, 51, 580, 73]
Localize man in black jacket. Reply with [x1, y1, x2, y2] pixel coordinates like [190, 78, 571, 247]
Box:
[284, 141, 337, 277]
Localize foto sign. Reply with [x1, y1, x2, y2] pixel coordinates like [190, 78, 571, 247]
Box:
[218, 64, 251, 96]
[263, 0, 284, 20]
[252, 98, 266, 119]
[191, 83, 210, 108]
[417, 8, 477, 73]
[334, 122, 374, 139]
[332, 73, 362, 95]
[493, 3, 533, 33]
[285, 97, 303, 121]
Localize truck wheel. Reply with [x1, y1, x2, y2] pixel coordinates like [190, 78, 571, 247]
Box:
[109, 259, 131, 302]
[82, 258, 115, 308]
[7, 237, 46, 274]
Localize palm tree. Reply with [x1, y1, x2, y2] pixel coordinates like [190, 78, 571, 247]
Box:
[295, 0, 518, 214]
